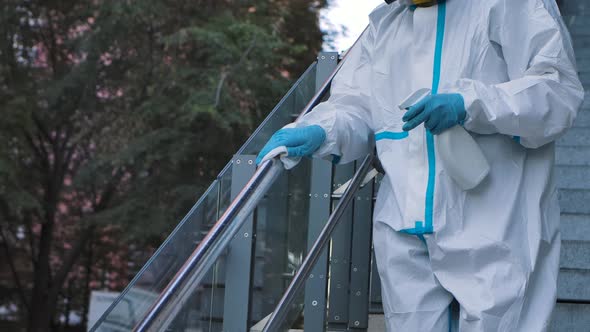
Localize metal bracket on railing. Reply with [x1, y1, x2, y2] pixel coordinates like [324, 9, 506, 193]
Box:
[262, 154, 374, 332]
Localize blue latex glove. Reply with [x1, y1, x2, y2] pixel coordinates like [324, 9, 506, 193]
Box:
[255, 125, 326, 165]
[402, 93, 467, 135]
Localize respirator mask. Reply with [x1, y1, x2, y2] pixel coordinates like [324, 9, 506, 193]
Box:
[385, 0, 439, 7]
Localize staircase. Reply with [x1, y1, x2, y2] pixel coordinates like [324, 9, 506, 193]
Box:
[89, 2, 589, 331]
[551, 2, 590, 329]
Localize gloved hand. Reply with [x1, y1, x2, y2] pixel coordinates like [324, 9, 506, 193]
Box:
[402, 93, 466, 135]
[255, 125, 326, 165]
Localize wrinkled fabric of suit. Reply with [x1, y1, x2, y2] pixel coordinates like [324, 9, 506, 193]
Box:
[293, 0, 584, 330]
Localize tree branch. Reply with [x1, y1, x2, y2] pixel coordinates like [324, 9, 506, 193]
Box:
[49, 169, 124, 302]
[22, 130, 49, 169]
[0, 226, 31, 313]
[49, 225, 95, 304]
[25, 220, 37, 267]
[213, 71, 229, 109]
[213, 34, 257, 109]
[32, 113, 54, 145]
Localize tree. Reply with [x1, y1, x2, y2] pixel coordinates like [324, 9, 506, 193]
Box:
[0, 0, 328, 331]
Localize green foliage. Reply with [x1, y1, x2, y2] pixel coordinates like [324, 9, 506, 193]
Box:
[0, 0, 329, 330]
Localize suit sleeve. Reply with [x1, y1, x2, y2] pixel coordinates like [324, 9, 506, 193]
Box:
[445, 0, 584, 148]
[295, 27, 375, 164]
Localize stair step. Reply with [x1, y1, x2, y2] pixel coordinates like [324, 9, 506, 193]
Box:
[576, 30, 590, 39]
[557, 127, 590, 146]
[558, 269, 590, 302]
[556, 146, 590, 166]
[559, 237, 590, 303]
[561, 214, 590, 241]
[560, 3, 590, 17]
[559, 189, 590, 214]
[550, 303, 590, 332]
[557, 166, 590, 189]
[561, 240, 590, 270]
[573, 108, 590, 127]
[559, 238, 590, 304]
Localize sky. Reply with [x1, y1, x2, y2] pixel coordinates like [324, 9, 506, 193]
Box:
[320, 0, 383, 51]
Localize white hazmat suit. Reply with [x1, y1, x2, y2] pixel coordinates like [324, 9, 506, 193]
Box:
[295, 0, 584, 331]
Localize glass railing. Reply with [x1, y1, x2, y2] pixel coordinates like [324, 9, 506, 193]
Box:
[155, 51, 340, 331]
[90, 62, 318, 332]
[260, 155, 374, 332]
[163, 156, 317, 332]
[247, 152, 314, 329]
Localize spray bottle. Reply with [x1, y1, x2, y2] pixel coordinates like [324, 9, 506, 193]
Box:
[399, 89, 490, 190]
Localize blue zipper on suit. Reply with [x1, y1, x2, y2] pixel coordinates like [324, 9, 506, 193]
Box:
[425, 1, 446, 233]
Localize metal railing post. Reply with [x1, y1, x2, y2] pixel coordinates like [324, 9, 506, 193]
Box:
[347, 160, 376, 329]
[327, 162, 355, 328]
[223, 155, 257, 331]
[303, 51, 339, 332]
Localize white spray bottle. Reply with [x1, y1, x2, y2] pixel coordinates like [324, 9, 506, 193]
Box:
[399, 89, 490, 190]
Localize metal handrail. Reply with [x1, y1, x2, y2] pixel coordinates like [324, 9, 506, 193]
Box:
[262, 154, 374, 332]
[133, 159, 284, 331]
[133, 29, 369, 332]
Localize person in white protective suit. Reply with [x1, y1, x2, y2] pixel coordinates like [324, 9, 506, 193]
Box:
[257, 0, 584, 330]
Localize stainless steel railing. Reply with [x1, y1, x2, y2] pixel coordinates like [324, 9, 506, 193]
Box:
[133, 158, 284, 332]
[133, 29, 368, 332]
